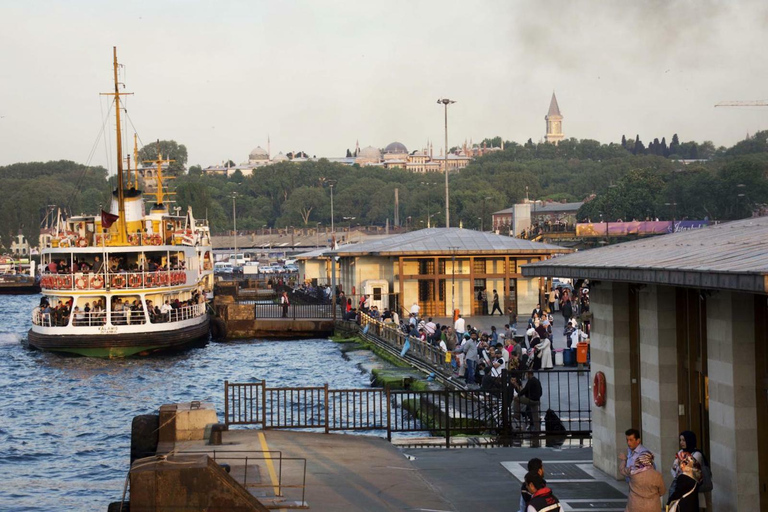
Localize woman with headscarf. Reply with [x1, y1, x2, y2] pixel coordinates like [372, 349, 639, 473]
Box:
[667, 453, 701, 511]
[618, 451, 665, 512]
[671, 430, 710, 509]
[619, 452, 666, 512]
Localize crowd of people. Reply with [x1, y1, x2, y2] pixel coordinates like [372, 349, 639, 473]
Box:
[44, 254, 186, 275]
[620, 428, 713, 511]
[35, 289, 206, 327]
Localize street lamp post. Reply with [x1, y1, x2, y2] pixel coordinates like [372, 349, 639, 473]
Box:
[437, 98, 456, 228]
[231, 192, 238, 263]
[330, 183, 335, 235]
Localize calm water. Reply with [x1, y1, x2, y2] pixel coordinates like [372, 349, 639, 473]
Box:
[0, 294, 380, 511]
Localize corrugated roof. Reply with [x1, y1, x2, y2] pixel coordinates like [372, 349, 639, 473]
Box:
[522, 217, 768, 293]
[324, 227, 571, 257]
[494, 202, 583, 215]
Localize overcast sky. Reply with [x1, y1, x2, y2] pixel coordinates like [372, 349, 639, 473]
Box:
[1, 0, 767, 172]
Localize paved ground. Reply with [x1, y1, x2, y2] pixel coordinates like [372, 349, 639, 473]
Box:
[175, 430, 628, 512]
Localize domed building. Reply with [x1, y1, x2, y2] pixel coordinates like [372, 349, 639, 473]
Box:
[248, 146, 269, 164]
[355, 146, 383, 166]
[383, 141, 408, 155]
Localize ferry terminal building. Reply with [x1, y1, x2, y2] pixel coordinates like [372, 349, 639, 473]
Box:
[319, 228, 570, 318]
[522, 217, 768, 512]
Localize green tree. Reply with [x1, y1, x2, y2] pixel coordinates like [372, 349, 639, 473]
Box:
[138, 140, 188, 175]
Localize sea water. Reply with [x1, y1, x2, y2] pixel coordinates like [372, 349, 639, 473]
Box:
[0, 294, 378, 511]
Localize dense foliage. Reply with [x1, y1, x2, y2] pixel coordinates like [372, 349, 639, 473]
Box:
[2, 132, 767, 247]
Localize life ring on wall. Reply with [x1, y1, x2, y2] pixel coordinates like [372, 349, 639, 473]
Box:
[75, 275, 88, 290]
[128, 273, 142, 288]
[91, 275, 104, 289]
[111, 274, 126, 289]
[76, 237, 88, 247]
[128, 234, 140, 246]
[61, 275, 73, 289]
[593, 371, 607, 407]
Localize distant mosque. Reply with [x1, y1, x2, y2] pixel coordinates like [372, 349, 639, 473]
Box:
[545, 92, 564, 144]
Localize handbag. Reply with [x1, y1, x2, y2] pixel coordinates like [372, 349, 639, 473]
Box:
[666, 481, 697, 512]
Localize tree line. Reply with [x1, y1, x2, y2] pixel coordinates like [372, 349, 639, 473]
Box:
[1, 131, 766, 248]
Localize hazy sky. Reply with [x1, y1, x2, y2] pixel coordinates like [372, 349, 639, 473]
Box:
[1, 0, 767, 172]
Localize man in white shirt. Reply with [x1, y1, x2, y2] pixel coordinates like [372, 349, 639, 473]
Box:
[160, 300, 172, 322]
[454, 314, 466, 338]
[410, 302, 420, 317]
[424, 317, 437, 339]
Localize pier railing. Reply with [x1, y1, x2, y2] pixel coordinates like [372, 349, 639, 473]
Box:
[224, 373, 591, 445]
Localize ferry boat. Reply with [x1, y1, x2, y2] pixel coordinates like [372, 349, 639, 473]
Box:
[0, 256, 40, 294]
[27, 48, 214, 357]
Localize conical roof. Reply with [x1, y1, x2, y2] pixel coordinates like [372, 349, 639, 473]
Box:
[547, 92, 561, 117]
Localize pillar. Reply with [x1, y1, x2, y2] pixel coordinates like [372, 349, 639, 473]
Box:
[706, 290, 758, 512]
[637, 285, 679, 489]
[590, 281, 632, 478]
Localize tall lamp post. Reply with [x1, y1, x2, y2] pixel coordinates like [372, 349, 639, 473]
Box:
[437, 98, 456, 228]
[231, 192, 238, 262]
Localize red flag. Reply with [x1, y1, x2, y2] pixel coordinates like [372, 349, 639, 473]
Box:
[101, 209, 119, 229]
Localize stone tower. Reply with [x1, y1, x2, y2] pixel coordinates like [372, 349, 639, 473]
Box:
[545, 92, 564, 144]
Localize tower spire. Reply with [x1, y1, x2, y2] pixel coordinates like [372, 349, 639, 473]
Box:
[545, 91, 564, 144]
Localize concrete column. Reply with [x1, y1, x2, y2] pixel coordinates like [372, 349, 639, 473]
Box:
[706, 291, 759, 512]
[637, 285, 679, 489]
[591, 281, 632, 478]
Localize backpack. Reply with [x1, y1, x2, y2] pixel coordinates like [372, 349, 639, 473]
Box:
[544, 409, 566, 433]
[695, 451, 713, 493]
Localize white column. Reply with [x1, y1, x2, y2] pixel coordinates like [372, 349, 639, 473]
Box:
[590, 282, 632, 478]
[706, 291, 759, 512]
[638, 285, 679, 489]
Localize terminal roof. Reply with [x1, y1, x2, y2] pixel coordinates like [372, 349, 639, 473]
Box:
[324, 227, 570, 257]
[522, 217, 768, 293]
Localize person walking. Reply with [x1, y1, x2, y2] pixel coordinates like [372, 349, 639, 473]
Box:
[481, 289, 489, 315]
[280, 291, 290, 318]
[491, 289, 503, 315]
[671, 431, 711, 510]
[519, 458, 545, 512]
[618, 451, 665, 512]
[667, 453, 700, 512]
[620, 429, 654, 483]
[524, 472, 562, 511]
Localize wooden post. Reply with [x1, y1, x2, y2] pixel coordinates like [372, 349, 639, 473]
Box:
[324, 383, 330, 434]
[224, 380, 229, 426]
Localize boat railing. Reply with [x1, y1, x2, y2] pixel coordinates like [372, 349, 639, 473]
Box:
[110, 308, 148, 326]
[32, 303, 205, 327]
[149, 303, 206, 324]
[39, 270, 189, 291]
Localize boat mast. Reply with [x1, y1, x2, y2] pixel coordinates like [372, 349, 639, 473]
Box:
[133, 134, 140, 189]
[102, 46, 132, 244]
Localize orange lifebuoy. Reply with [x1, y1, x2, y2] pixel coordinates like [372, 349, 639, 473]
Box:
[128, 273, 142, 288]
[157, 273, 167, 286]
[177, 271, 186, 285]
[61, 275, 73, 289]
[593, 371, 606, 407]
[91, 275, 104, 289]
[111, 274, 126, 289]
[128, 234, 140, 246]
[77, 237, 88, 247]
[75, 275, 88, 290]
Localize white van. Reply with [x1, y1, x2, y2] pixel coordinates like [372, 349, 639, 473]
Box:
[214, 262, 234, 274]
[228, 253, 250, 266]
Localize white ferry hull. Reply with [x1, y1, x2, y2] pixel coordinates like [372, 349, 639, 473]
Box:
[27, 315, 210, 358]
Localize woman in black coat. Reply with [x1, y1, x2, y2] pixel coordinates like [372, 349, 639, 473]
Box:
[667, 453, 700, 511]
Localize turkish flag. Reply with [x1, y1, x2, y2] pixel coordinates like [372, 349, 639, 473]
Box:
[101, 210, 119, 229]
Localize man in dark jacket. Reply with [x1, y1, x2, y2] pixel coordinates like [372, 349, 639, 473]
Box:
[512, 370, 542, 427]
[524, 472, 562, 511]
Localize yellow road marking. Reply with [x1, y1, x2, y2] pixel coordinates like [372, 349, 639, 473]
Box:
[257, 431, 283, 500]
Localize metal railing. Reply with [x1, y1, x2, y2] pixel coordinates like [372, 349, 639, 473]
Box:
[247, 301, 334, 319]
[176, 449, 308, 507]
[32, 303, 206, 328]
[224, 374, 591, 444]
[39, 270, 189, 291]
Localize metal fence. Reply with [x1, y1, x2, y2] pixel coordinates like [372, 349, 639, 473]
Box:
[224, 374, 591, 445]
